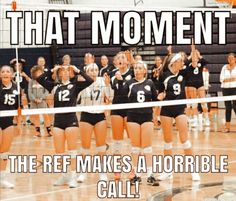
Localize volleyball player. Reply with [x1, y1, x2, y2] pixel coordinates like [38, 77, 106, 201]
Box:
[10, 58, 31, 125]
[185, 44, 210, 127]
[117, 61, 158, 184]
[0, 65, 22, 188]
[28, 66, 52, 137]
[157, 53, 200, 181]
[36, 64, 93, 188]
[110, 51, 134, 180]
[99, 55, 116, 77]
[77, 63, 111, 182]
[220, 53, 236, 132]
[37, 56, 53, 125]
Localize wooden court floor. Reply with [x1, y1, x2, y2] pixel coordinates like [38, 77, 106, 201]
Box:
[1, 109, 236, 201]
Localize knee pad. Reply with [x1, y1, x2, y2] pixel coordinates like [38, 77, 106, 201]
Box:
[164, 142, 173, 150]
[192, 103, 198, 109]
[0, 152, 10, 160]
[96, 145, 107, 153]
[186, 104, 191, 109]
[143, 146, 152, 154]
[112, 140, 123, 153]
[201, 103, 208, 110]
[182, 140, 192, 149]
[131, 147, 141, 154]
[68, 150, 78, 159]
[80, 148, 90, 155]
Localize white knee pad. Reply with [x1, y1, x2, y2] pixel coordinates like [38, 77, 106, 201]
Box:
[143, 146, 152, 154]
[192, 103, 198, 109]
[164, 142, 173, 150]
[68, 150, 78, 159]
[80, 148, 90, 155]
[182, 140, 192, 149]
[112, 140, 123, 153]
[0, 152, 10, 160]
[186, 104, 191, 109]
[96, 145, 107, 153]
[131, 147, 141, 154]
[201, 103, 208, 110]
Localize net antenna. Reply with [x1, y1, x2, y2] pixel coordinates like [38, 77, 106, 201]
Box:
[11, 0, 22, 116]
[215, 0, 233, 8]
[134, 0, 144, 6]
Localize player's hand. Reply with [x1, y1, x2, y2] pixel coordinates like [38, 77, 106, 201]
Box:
[115, 71, 123, 81]
[70, 65, 80, 74]
[153, 69, 159, 78]
[157, 92, 166, 101]
[53, 65, 61, 72]
[167, 45, 172, 55]
[104, 73, 111, 86]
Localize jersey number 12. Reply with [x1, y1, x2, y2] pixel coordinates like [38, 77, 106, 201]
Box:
[58, 90, 70, 102]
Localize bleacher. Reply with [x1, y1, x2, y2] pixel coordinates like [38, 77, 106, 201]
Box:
[56, 12, 236, 97]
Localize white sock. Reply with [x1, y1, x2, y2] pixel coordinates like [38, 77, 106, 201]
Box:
[147, 167, 153, 177]
[134, 167, 141, 177]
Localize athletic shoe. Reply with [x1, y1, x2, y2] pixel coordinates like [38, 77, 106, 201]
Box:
[191, 117, 198, 127]
[147, 176, 157, 185]
[77, 174, 87, 183]
[0, 179, 14, 189]
[68, 175, 78, 188]
[99, 173, 108, 181]
[204, 118, 211, 127]
[191, 173, 200, 181]
[157, 172, 173, 181]
[53, 174, 70, 186]
[130, 175, 141, 185]
[114, 172, 121, 180]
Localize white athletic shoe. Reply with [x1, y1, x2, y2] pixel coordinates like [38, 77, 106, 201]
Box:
[53, 174, 70, 186]
[77, 174, 87, 183]
[157, 172, 173, 181]
[204, 118, 211, 127]
[0, 180, 14, 189]
[191, 173, 200, 181]
[99, 173, 108, 181]
[68, 174, 78, 188]
[191, 117, 198, 127]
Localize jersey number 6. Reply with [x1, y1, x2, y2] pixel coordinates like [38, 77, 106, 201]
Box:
[137, 91, 145, 103]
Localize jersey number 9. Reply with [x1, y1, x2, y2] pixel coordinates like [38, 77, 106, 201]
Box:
[173, 84, 181, 95]
[137, 91, 145, 103]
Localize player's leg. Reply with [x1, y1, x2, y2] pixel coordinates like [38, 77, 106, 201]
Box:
[0, 126, 15, 188]
[188, 86, 198, 127]
[65, 126, 79, 188]
[43, 114, 52, 137]
[94, 119, 108, 181]
[175, 114, 200, 181]
[198, 86, 210, 126]
[127, 121, 141, 184]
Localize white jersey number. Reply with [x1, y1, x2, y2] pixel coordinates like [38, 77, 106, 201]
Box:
[137, 91, 145, 103]
[4, 94, 16, 105]
[173, 83, 181, 95]
[193, 68, 199, 75]
[58, 90, 70, 102]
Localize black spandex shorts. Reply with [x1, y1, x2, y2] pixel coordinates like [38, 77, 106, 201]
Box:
[127, 112, 153, 125]
[54, 114, 78, 130]
[111, 109, 127, 118]
[80, 112, 106, 126]
[185, 81, 204, 89]
[0, 117, 14, 130]
[160, 105, 186, 118]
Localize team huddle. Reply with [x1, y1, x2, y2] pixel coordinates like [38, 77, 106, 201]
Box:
[1, 43, 236, 189]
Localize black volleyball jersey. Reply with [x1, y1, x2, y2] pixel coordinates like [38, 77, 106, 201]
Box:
[158, 68, 189, 101]
[185, 58, 207, 85]
[37, 70, 93, 116]
[111, 68, 134, 104]
[99, 65, 116, 77]
[117, 78, 157, 114]
[0, 82, 19, 111]
[13, 72, 28, 93]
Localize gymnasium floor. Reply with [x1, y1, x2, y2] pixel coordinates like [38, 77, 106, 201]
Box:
[1, 109, 236, 201]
